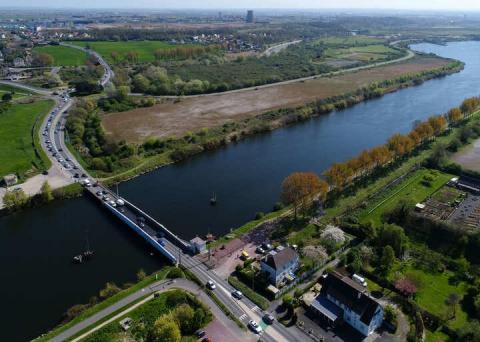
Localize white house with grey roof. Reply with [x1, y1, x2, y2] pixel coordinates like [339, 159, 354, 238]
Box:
[260, 246, 299, 287]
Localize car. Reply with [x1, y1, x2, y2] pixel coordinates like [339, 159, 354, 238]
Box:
[139, 222, 145, 227]
[73, 165, 78, 170]
[96, 191, 102, 196]
[74, 173, 80, 178]
[201, 338, 211, 342]
[206, 280, 216, 290]
[102, 196, 110, 202]
[256, 246, 265, 254]
[158, 238, 166, 247]
[195, 330, 206, 338]
[263, 313, 275, 324]
[109, 200, 117, 207]
[248, 320, 262, 334]
[59, 148, 63, 152]
[261, 242, 273, 251]
[232, 290, 243, 299]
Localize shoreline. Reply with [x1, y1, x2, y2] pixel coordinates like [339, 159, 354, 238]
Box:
[97, 58, 464, 185]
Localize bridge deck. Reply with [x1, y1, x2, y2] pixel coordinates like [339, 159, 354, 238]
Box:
[83, 181, 192, 263]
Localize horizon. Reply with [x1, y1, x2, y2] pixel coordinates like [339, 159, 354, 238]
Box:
[1, 0, 480, 11]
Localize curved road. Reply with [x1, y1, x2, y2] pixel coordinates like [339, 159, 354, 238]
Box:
[50, 278, 254, 342]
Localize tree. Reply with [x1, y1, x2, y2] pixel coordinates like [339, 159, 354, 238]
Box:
[99, 282, 121, 299]
[3, 189, 29, 210]
[388, 134, 414, 158]
[456, 320, 480, 342]
[445, 293, 460, 319]
[447, 107, 463, 124]
[427, 115, 448, 136]
[172, 304, 195, 334]
[384, 305, 397, 326]
[2, 92, 12, 102]
[395, 277, 417, 297]
[116, 85, 130, 101]
[40, 181, 54, 202]
[324, 162, 352, 189]
[132, 74, 150, 93]
[32, 52, 54, 67]
[136, 268, 147, 281]
[376, 224, 407, 257]
[151, 315, 181, 342]
[281, 172, 327, 219]
[380, 245, 395, 275]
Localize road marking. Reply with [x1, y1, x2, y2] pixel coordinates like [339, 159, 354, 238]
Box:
[251, 306, 260, 312]
[239, 314, 247, 320]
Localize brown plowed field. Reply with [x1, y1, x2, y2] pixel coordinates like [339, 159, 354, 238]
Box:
[102, 55, 450, 143]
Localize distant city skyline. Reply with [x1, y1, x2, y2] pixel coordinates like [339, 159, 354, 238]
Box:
[2, 0, 480, 11]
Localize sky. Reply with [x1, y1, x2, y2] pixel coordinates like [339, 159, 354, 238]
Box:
[2, 0, 480, 10]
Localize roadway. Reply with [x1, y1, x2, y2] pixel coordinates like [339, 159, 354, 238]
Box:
[50, 278, 254, 342]
[60, 42, 114, 87]
[36, 43, 309, 341]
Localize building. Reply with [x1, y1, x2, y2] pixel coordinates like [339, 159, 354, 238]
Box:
[261, 246, 299, 287]
[190, 236, 207, 254]
[246, 10, 254, 23]
[3, 174, 18, 187]
[310, 272, 384, 336]
[13, 57, 26, 68]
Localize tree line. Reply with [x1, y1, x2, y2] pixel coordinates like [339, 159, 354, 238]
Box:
[280, 97, 480, 215]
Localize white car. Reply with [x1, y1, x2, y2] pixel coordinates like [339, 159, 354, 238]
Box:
[248, 320, 262, 334]
[206, 280, 216, 290]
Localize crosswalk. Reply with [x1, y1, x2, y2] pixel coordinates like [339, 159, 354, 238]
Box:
[239, 306, 262, 321]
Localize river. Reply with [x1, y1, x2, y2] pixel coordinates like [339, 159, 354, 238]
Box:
[1, 41, 480, 341]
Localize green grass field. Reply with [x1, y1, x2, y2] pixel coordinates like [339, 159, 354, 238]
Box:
[404, 266, 468, 329]
[324, 44, 400, 62]
[314, 35, 385, 46]
[358, 169, 452, 226]
[0, 84, 30, 99]
[0, 100, 53, 179]
[33, 45, 88, 67]
[70, 40, 185, 63]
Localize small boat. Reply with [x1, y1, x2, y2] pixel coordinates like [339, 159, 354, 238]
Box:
[73, 230, 94, 264]
[210, 192, 217, 205]
[73, 254, 83, 263]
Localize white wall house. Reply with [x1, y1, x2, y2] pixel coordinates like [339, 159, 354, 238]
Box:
[260, 246, 299, 287]
[311, 272, 384, 336]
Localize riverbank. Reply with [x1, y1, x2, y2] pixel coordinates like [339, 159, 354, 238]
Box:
[92, 57, 463, 185]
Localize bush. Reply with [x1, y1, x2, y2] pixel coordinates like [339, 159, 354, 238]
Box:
[228, 276, 270, 310]
[255, 212, 265, 220]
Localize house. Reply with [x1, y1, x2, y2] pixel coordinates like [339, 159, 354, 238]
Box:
[190, 236, 207, 254]
[260, 246, 299, 287]
[13, 57, 26, 68]
[310, 272, 383, 336]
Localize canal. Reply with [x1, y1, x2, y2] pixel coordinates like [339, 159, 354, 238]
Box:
[1, 41, 480, 341]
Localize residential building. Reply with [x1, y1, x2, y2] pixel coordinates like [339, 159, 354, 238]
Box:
[246, 10, 254, 23]
[3, 174, 18, 187]
[310, 272, 384, 336]
[261, 246, 299, 287]
[13, 57, 26, 68]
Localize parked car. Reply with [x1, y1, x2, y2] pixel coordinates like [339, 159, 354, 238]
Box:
[195, 330, 206, 338]
[206, 280, 216, 290]
[256, 246, 265, 254]
[248, 320, 262, 334]
[263, 313, 275, 324]
[232, 290, 243, 299]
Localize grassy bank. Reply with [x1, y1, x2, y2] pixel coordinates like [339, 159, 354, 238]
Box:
[0, 99, 54, 180]
[72, 58, 463, 185]
[35, 267, 177, 342]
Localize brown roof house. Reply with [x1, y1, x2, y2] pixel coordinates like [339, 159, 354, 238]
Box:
[310, 272, 384, 336]
[260, 246, 299, 287]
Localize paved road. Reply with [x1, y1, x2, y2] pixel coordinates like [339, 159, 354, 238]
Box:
[60, 43, 114, 87]
[50, 278, 253, 342]
[262, 39, 302, 57]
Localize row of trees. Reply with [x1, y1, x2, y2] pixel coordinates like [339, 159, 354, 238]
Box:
[279, 97, 480, 218]
[324, 97, 479, 189]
